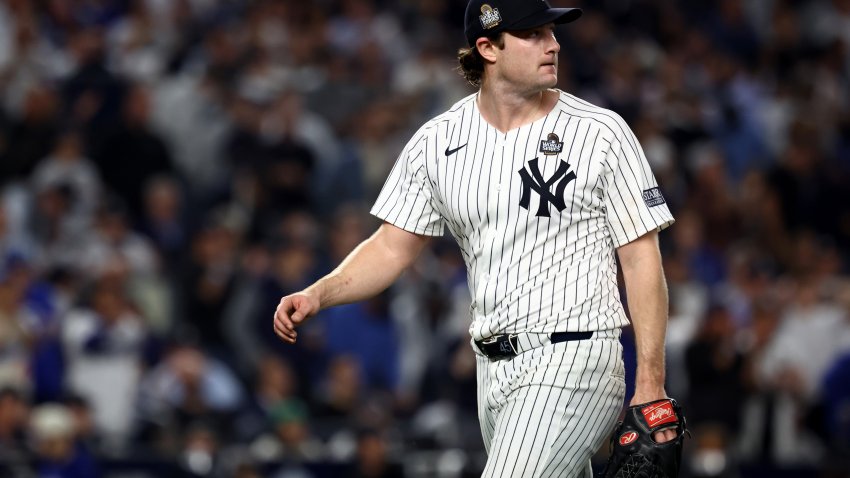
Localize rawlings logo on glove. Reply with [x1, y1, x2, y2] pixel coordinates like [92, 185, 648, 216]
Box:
[600, 398, 689, 478]
[642, 400, 678, 428]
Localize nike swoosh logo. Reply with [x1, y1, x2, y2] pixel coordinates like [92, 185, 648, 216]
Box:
[445, 143, 468, 156]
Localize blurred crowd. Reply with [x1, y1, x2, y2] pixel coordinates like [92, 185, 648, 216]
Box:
[0, 0, 848, 477]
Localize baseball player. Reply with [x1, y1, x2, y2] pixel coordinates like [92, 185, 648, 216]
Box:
[274, 1, 678, 476]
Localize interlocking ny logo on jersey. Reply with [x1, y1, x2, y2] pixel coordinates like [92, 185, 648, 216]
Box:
[518, 158, 577, 217]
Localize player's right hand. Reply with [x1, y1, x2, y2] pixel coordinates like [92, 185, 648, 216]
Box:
[274, 291, 320, 344]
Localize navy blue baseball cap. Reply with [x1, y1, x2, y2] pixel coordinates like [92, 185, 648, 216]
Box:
[464, 0, 582, 46]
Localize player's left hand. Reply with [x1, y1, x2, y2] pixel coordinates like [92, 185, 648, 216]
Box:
[652, 427, 678, 443]
[630, 389, 677, 443]
[602, 398, 689, 478]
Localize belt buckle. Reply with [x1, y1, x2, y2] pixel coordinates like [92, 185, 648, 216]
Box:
[481, 333, 519, 358]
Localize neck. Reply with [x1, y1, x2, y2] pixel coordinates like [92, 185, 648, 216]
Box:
[477, 83, 556, 133]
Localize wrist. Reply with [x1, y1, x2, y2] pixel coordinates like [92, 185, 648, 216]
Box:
[303, 284, 325, 309]
[635, 367, 665, 391]
[631, 383, 667, 406]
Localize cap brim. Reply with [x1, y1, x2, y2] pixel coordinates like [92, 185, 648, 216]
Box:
[509, 8, 582, 31]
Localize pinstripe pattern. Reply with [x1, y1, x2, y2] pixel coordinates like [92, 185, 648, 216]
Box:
[476, 334, 626, 477]
[371, 89, 672, 476]
[371, 90, 674, 340]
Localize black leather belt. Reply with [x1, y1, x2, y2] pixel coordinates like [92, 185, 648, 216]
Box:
[475, 331, 594, 359]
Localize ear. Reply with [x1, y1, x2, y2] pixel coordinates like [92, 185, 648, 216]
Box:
[476, 37, 500, 63]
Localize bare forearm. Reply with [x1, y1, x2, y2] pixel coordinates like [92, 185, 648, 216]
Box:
[623, 263, 668, 388]
[310, 236, 412, 308]
[307, 223, 430, 310]
[274, 223, 430, 344]
[618, 232, 669, 399]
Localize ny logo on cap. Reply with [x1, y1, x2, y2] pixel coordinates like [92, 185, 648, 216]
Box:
[479, 4, 502, 30]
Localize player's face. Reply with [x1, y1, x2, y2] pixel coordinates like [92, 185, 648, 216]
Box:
[495, 24, 560, 92]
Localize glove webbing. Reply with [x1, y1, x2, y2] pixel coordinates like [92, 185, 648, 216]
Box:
[612, 453, 666, 478]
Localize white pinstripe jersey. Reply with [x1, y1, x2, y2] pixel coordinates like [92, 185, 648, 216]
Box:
[371, 90, 674, 341]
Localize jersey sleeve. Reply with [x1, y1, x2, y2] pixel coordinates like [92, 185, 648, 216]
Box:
[603, 116, 674, 247]
[370, 129, 445, 236]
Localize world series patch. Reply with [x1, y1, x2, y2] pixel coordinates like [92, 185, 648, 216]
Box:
[539, 133, 563, 155]
[479, 4, 501, 30]
[642, 187, 666, 207]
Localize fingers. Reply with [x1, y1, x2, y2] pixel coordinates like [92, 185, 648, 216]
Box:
[274, 320, 296, 343]
[273, 297, 299, 343]
[274, 295, 316, 344]
[653, 428, 678, 443]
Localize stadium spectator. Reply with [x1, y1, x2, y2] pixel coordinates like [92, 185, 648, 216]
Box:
[685, 303, 746, 432]
[139, 174, 190, 273]
[0, 86, 60, 182]
[178, 215, 241, 353]
[92, 84, 175, 223]
[0, 387, 29, 469]
[30, 128, 102, 235]
[61, 278, 150, 449]
[135, 341, 245, 451]
[28, 402, 100, 478]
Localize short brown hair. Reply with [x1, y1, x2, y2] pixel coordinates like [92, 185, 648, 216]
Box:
[456, 34, 504, 88]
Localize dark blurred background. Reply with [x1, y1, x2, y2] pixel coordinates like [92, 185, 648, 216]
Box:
[0, 0, 848, 477]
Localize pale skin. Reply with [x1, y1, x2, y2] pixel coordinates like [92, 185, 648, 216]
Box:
[274, 23, 676, 443]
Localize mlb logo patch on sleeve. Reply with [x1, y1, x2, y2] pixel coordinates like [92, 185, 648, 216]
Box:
[642, 187, 666, 207]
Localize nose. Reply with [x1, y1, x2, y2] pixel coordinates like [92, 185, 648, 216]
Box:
[547, 32, 560, 55]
